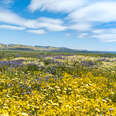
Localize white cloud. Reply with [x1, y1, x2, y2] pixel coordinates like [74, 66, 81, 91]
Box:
[92, 28, 116, 42]
[66, 1, 116, 42]
[0, 8, 67, 32]
[38, 17, 63, 25]
[92, 29, 104, 34]
[0, 8, 26, 26]
[25, 17, 67, 31]
[28, 0, 86, 12]
[68, 2, 116, 23]
[37, 17, 67, 31]
[92, 29, 116, 34]
[1, 0, 116, 42]
[44, 24, 66, 31]
[0, 25, 25, 30]
[27, 29, 46, 35]
[93, 34, 116, 42]
[77, 28, 116, 42]
[78, 33, 89, 39]
[69, 23, 91, 31]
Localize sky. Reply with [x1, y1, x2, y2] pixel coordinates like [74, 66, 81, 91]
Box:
[0, 0, 116, 51]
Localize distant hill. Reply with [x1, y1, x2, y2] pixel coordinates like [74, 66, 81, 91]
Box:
[1, 43, 116, 54]
[0, 43, 88, 53]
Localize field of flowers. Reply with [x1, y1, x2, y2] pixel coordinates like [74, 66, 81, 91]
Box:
[0, 52, 116, 115]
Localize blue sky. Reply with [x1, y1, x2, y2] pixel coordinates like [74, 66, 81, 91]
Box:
[0, 0, 116, 51]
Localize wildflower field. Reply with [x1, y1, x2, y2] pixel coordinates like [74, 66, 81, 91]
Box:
[0, 51, 116, 116]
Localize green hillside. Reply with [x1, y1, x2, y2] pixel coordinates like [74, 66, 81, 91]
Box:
[0, 43, 85, 53]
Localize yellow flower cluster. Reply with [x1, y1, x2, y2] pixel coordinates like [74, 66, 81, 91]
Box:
[0, 70, 115, 115]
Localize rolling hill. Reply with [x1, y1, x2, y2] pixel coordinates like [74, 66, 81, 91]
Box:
[0, 43, 87, 53]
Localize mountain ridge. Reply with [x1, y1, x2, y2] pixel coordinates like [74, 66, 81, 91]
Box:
[0, 43, 87, 52]
[1, 43, 116, 54]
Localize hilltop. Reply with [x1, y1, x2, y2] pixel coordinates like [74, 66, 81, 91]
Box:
[0, 43, 87, 53]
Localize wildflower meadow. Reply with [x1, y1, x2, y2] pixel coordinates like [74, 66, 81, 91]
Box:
[0, 51, 116, 115]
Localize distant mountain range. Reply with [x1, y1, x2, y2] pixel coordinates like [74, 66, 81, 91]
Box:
[0, 43, 116, 54]
[0, 43, 88, 53]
